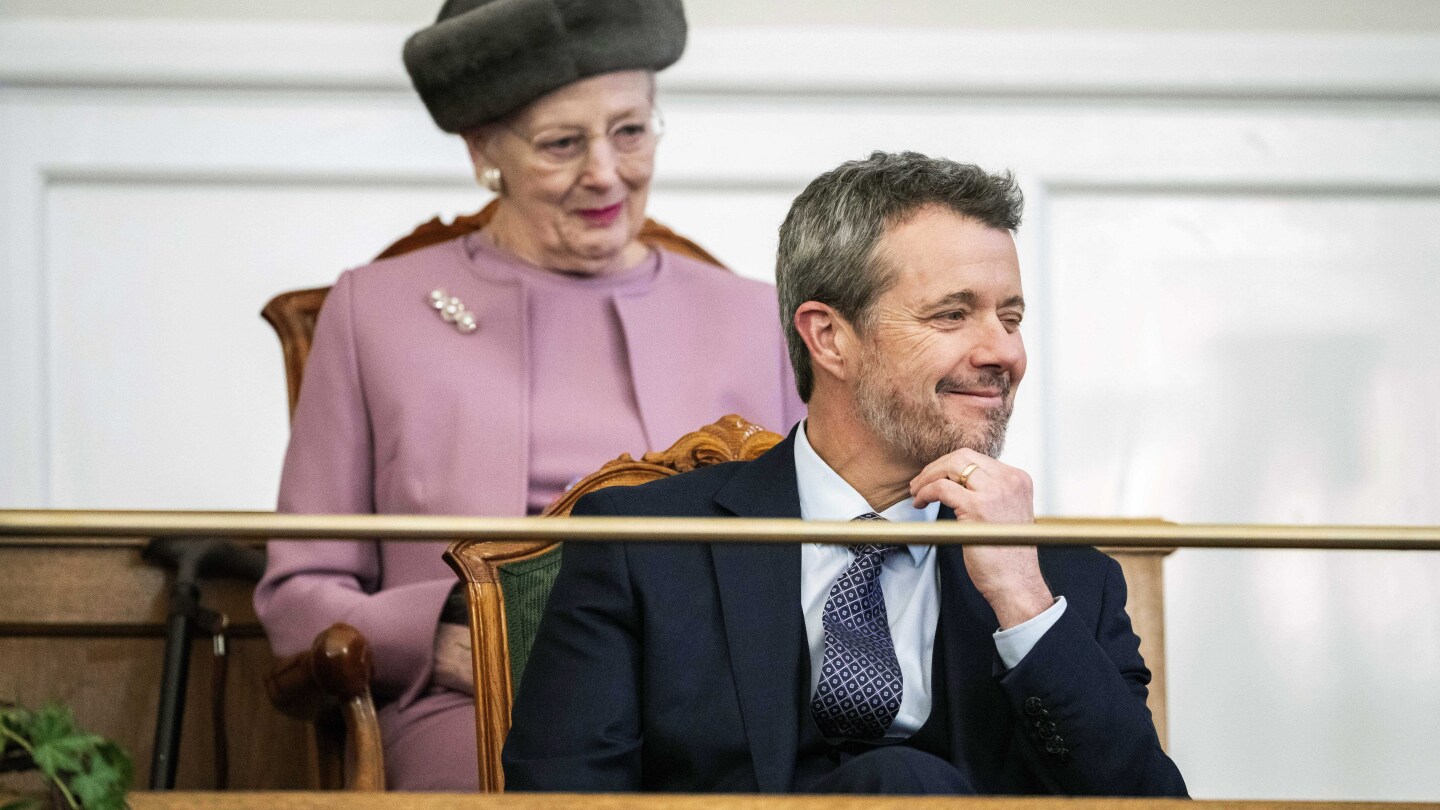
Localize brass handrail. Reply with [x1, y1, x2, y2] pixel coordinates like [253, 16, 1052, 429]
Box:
[1, 510, 1438, 551]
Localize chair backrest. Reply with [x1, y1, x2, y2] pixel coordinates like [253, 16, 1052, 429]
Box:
[261, 201, 729, 417]
[443, 414, 782, 792]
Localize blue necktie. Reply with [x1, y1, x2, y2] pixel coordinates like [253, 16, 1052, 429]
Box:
[810, 513, 903, 740]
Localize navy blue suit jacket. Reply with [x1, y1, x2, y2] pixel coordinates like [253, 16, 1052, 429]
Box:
[503, 431, 1187, 796]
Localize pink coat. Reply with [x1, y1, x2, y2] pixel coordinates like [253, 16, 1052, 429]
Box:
[254, 236, 805, 785]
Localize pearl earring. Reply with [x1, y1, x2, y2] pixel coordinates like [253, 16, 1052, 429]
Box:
[480, 167, 503, 194]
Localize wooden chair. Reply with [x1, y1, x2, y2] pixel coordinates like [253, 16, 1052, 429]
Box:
[442, 416, 1176, 791]
[444, 414, 784, 791]
[261, 204, 729, 789]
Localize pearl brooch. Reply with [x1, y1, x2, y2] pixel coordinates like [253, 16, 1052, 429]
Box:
[429, 288, 478, 334]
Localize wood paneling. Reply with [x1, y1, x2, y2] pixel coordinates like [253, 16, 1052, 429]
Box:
[0, 538, 313, 790]
[0, 539, 259, 632]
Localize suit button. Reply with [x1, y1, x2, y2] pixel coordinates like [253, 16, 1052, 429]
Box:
[1037, 721, 1057, 739]
[1056, 748, 1071, 764]
[1044, 734, 1067, 755]
[1024, 697, 1044, 716]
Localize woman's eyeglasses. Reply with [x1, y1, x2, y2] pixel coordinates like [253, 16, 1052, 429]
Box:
[515, 109, 664, 168]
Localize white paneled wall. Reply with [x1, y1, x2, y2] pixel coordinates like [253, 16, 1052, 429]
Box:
[1046, 191, 1440, 797]
[3, 19, 1439, 801]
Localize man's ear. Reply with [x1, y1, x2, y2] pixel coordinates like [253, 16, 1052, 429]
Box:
[794, 301, 856, 386]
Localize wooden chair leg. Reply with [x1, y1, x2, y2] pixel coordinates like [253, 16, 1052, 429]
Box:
[314, 711, 346, 790]
[343, 695, 385, 790]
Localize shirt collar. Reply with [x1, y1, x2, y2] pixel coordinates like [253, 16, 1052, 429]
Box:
[794, 420, 935, 564]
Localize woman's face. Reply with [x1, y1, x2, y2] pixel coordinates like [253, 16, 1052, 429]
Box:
[467, 70, 659, 275]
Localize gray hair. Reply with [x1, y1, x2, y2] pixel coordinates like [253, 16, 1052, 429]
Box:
[776, 151, 1024, 401]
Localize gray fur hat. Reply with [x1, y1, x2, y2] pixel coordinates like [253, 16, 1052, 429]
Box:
[403, 0, 687, 134]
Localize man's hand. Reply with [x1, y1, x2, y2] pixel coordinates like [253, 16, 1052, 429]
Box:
[432, 622, 476, 695]
[910, 448, 1053, 630]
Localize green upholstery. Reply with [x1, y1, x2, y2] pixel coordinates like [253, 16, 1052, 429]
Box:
[497, 546, 564, 694]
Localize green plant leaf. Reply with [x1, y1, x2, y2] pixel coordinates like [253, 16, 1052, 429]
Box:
[0, 708, 34, 739]
[0, 702, 131, 810]
[22, 705, 77, 750]
[31, 738, 89, 778]
[92, 742, 133, 790]
[69, 770, 123, 810]
[67, 739, 133, 810]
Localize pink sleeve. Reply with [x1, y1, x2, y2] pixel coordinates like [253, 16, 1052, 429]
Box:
[253, 269, 448, 703]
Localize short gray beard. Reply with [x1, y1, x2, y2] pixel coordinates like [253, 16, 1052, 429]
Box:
[854, 345, 1012, 467]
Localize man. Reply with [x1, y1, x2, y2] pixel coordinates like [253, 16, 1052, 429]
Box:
[503, 151, 1187, 796]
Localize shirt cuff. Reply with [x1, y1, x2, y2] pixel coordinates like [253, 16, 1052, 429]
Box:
[993, 595, 1067, 670]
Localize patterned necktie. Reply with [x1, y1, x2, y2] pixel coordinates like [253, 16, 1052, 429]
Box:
[810, 512, 904, 740]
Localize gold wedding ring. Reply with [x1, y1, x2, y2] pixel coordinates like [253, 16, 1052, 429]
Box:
[953, 462, 981, 489]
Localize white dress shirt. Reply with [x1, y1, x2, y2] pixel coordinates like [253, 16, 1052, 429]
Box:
[794, 421, 1066, 737]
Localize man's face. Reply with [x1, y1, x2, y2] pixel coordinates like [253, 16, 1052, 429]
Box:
[851, 205, 1027, 466]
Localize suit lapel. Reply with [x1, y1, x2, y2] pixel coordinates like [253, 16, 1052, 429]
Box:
[709, 431, 804, 792]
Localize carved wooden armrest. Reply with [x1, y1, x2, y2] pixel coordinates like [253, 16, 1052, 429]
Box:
[264, 623, 385, 790]
[265, 623, 372, 719]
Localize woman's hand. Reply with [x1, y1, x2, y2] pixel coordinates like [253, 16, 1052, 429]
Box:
[432, 623, 477, 695]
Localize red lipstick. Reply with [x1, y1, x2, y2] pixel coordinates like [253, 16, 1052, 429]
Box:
[577, 202, 624, 227]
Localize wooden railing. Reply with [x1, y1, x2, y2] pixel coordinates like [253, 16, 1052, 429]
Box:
[3, 510, 1438, 550]
[3, 511, 1437, 807]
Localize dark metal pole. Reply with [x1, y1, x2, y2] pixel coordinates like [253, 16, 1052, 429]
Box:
[150, 576, 199, 789]
[142, 536, 266, 790]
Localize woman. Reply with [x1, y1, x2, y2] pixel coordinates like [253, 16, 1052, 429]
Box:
[254, 0, 804, 791]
